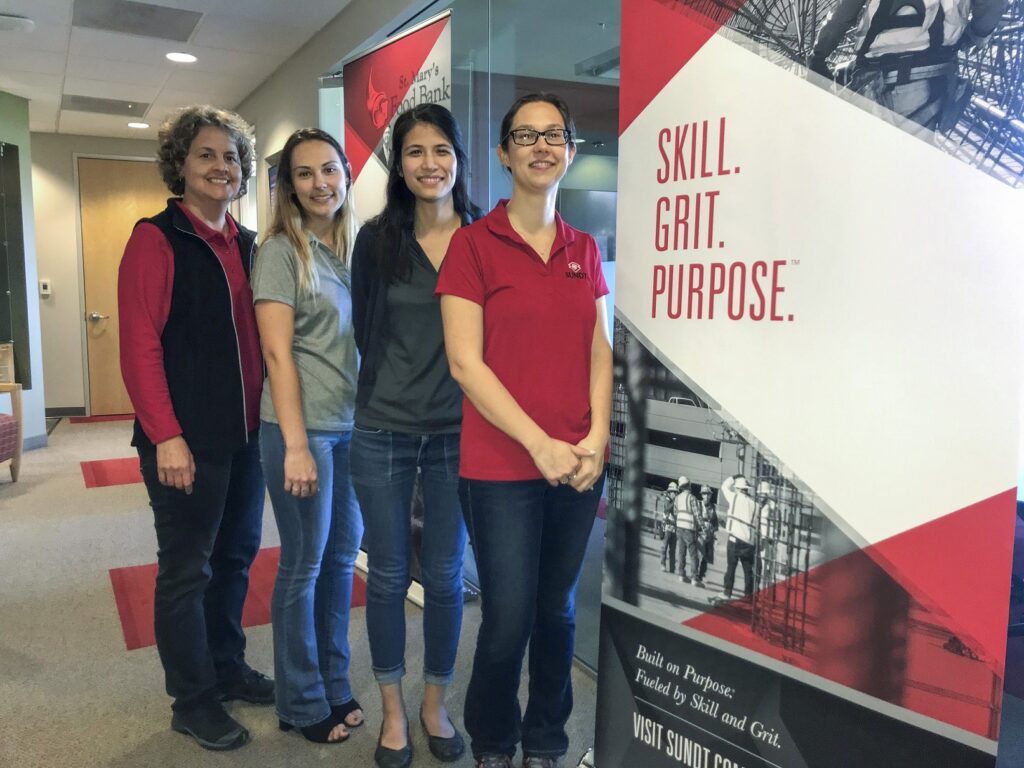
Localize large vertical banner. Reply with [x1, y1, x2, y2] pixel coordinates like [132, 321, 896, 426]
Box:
[342, 11, 451, 221]
[598, 0, 1024, 765]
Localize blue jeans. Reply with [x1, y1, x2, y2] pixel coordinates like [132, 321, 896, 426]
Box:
[460, 473, 604, 759]
[260, 421, 363, 727]
[350, 427, 466, 685]
[138, 432, 265, 712]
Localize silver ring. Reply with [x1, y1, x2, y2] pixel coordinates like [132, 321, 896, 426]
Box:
[570, 472, 577, 480]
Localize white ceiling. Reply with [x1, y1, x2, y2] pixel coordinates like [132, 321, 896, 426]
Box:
[0, 0, 353, 139]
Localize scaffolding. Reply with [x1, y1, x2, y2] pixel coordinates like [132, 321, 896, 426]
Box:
[668, 0, 1024, 187]
[714, 431, 818, 654]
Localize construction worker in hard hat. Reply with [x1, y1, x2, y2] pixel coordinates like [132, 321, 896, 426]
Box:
[674, 476, 701, 584]
[709, 474, 757, 604]
[755, 480, 781, 585]
[694, 485, 719, 587]
[660, 481, 679, 573]
[808, 0, 1006, 134]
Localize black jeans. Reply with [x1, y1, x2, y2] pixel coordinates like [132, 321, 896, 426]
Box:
[722, 537, 755, 598]
[139, 434, 265, 712]
[459, 472, 604, 760]
[675, 527, 699, 579]
[697, 537, 715, 580]
[660, 529, 676, 572]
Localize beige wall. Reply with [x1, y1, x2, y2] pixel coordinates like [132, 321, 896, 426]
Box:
[31, 133, 158, 411]
[29, 0, 421, 412]
[235, 0, 420, 234]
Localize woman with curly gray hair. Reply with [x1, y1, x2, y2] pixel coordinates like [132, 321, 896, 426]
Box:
[117, 105, 273, 752]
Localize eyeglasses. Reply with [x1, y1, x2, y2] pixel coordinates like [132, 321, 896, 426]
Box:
[504, 128, 573, 146]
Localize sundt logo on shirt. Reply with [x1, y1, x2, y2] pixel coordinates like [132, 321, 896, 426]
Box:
[565, 261, 588, 280]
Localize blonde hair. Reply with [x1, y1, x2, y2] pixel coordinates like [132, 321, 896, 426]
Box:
[265, 129, 358, 296]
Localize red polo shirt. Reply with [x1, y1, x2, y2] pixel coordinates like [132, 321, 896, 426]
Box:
[436, 201, 608, 481]
[119, 201, 262, 445]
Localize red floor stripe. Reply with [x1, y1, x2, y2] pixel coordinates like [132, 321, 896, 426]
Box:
[69, 414, 135, 424]
[81, 457, 143, 488]
[108, 547, 367, 651]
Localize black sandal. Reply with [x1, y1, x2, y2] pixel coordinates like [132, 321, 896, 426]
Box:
[279, 712, 349, 744]
[332, 698, 365, 728]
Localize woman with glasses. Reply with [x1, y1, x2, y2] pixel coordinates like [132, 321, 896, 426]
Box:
[252, 128, 363, 744]
[350, 104, 481, 768]
[436, 93, 612, 768]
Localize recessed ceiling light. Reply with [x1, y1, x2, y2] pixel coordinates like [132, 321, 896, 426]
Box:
[166, 52, 197, 64]
[0, 14, 35, 33]
[128, 122, 150, 129]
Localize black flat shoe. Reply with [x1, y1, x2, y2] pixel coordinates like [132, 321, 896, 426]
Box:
[374, 723, 412, 768]
[279, 713, 349, 744]
[331, 697, 365, 728]
[419, 708, 465, 762]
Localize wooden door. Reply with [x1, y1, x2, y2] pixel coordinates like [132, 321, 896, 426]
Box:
[79, 158, 168, 415]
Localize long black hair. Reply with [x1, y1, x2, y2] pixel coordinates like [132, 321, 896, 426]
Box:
[370, 104, 481, 284]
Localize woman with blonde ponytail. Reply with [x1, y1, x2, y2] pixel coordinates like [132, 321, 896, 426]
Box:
[251, 128, 364, 745]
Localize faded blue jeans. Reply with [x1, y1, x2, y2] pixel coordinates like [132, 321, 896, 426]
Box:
[350, 427, 466, 686]
[460, 473, 604, 760]
[260, 421, 363, 727]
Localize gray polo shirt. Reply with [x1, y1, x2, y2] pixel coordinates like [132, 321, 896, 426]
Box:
[251, 233, 358, 431]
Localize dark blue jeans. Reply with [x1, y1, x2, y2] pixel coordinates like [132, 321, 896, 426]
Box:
[351, 427, 465, 685]
[723, 537, 755, 598]
[260, 421, 363, 727]
[460, 473, 604, 760]
[138, 433, 265, 713]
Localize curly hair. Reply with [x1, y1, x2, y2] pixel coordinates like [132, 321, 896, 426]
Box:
[156, 105, 256, 198]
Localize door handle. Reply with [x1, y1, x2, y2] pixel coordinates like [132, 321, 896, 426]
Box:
[87, 311, 110, 322]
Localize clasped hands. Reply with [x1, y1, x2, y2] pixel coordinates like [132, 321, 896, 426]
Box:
[530, 435, 604, 492]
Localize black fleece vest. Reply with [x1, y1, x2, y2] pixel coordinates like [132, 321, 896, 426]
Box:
[131, 200, 258, 458]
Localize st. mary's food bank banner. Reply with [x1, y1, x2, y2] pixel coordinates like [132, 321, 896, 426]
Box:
[598, 0, 1024, 766]
[342, 11, 451, 220]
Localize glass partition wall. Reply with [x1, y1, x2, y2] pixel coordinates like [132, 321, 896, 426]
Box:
[323, 0, 621, 670]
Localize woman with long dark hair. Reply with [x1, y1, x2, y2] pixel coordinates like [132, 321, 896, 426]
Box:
[350, 103, 481, 768]
[252, 128, 364, 744]
[437, 93, 612, 768]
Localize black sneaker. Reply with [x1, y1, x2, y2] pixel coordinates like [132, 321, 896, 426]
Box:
[171, 702, 250, 751]
[219, 666, 275, 705]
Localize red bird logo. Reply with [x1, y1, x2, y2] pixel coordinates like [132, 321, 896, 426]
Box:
[366, 70, 390, 129]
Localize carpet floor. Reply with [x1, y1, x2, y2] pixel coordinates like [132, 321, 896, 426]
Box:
[2, 419, 1022, 767]
[0, 419, 597, 768]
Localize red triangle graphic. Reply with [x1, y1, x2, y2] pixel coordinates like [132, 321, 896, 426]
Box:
[343, 17, 449, 180]
[344, 122, 375, 191]
[620, 0, 743, 135]
[684, 490, 1015, 738]
[869, 488, 1016, 676]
